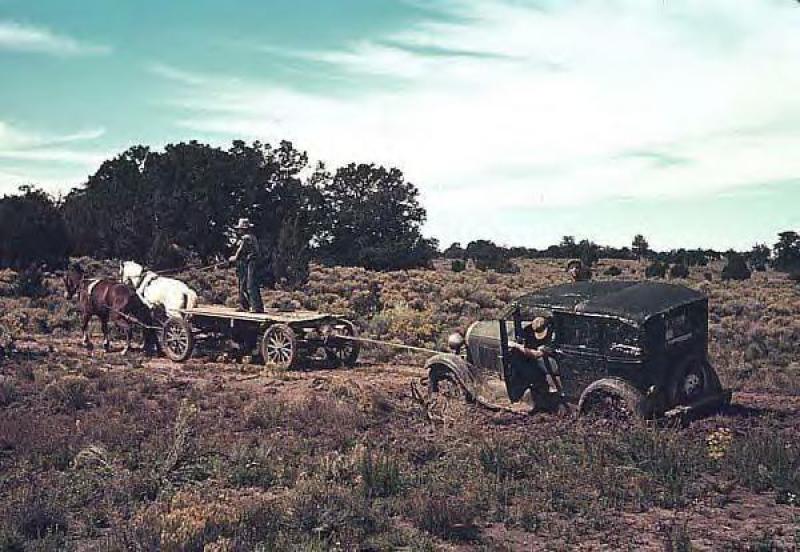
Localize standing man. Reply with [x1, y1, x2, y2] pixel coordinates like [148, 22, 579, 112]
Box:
[229, 218, 264, 313]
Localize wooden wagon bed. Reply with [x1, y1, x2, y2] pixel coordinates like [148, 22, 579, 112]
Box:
[179, 305, 332, 324]
[161, 304, 359, 369]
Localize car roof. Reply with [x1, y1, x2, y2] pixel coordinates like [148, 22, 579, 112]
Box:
[508, 281, 707, 325]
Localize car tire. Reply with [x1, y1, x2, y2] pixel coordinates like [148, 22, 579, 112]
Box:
[427, 364, 472, 403]
[579, 378, 649, 420]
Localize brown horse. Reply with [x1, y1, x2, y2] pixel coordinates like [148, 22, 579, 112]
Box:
[63, 263, 159, 355]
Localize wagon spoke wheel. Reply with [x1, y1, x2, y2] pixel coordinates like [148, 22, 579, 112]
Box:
[161, 317, 194, 362]
[325, 320, 360, 368]
[261, 324, 296, 370]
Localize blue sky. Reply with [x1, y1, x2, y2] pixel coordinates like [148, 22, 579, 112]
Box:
[1, 0, 798, 251]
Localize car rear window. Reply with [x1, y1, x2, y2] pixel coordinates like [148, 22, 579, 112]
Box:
[665, 306, 699, 344]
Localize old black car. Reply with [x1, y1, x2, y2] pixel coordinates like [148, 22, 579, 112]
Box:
[426, 281, 730, 418]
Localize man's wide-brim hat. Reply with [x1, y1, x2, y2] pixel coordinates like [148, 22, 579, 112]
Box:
[234, 218, 253, 230]
[532, 316, 550, 339]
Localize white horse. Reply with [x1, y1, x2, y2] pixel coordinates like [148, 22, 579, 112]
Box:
[120, 261, 198, 318]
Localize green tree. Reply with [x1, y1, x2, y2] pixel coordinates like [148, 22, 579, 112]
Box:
[632, 234, 649, 260]
[0, 186, 70, 270]
[559, 235, 578, 258]
[578, 239, 599, 267]
[443, 242, 465, 259]
[749, 244, 771, 272]
[62, 146, 154, 260]
[317, 163, 437, 270]
[773, 231, 800, 272]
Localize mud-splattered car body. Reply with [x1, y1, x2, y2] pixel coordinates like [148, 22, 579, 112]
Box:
[426, 281, 731, 417]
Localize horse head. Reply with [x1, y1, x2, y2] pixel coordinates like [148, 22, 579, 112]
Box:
[63, 263, 84, 300]
[120, 261, 143, 286]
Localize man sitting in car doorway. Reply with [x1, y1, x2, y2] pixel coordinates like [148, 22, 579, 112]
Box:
[508, 316, 564, 411]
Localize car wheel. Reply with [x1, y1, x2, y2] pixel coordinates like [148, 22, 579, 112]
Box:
[427, 365, 470, 402]
[579, 378, 648, 420]
[672, 359, 721, 406]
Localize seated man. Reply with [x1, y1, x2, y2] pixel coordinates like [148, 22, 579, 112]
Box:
[508, 316, 563, 409]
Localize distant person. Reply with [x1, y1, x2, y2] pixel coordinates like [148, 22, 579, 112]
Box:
[229, 218, 264, 313]
[508, 316, 563, 408]
[567, 259, 592, 282]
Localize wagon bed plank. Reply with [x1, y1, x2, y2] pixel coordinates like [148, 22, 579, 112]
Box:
[179, 305, 333, 324]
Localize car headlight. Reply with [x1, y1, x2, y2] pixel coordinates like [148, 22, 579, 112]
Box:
[447, 332, 465, 353]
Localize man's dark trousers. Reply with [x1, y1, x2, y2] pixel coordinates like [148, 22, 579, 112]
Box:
[237, 260, 263, 313]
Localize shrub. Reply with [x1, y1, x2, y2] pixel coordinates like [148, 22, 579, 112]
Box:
[669, 263, 690, 279]
[243, 398, 285, 429]
[0, 376, 16, 407]
[228, 444, 281, 489]
[603, 265, 622, 277]
[12, 266, 46, 298]
[406, 492, 479, 542]
[722, 254, 751, 281]
[645, 261, 667, 278]
[44, 375, 93, 411]
[359, 449, 402, 498]
[450, 259, 466, 273]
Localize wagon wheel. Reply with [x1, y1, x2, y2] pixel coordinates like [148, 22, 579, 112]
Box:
[161, 317, 194, 362]
[261, 324, 297, 370]
[325, 320, 360, 368]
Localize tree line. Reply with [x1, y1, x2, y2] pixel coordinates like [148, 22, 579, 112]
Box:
[0, 140, 437, 283]
[2, 139, 799, 280]
[442, 233, 800, 276]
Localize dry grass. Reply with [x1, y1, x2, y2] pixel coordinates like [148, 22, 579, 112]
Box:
[1, 258, 799, 549]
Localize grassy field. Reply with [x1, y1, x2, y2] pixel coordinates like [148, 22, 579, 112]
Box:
[1, 259, 799, 550]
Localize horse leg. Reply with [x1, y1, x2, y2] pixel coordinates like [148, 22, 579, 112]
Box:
[121, 323, 131, 355]
[81, 314, 93, 350]
[101, 316, 111, 352]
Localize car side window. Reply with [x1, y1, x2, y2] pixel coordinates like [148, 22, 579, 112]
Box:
[605, 320, 642, 357]
[558, 315, 601, 350]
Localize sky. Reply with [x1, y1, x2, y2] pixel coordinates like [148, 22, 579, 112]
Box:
[1, 0, 799, 251]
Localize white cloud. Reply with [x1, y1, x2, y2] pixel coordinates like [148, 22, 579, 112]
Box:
[0, 122, 109, 194]
[0, 20, 110, 56]
[152, 0, 800, 245]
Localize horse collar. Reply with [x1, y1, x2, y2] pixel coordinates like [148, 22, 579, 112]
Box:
[137, 272, 158, 295]
[86, 279, 101, 296]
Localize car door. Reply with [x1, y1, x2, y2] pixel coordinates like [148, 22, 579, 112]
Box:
[553, 314, 605, 400]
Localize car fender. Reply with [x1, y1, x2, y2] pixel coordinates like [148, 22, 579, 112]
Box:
[425, 353, 482, 402]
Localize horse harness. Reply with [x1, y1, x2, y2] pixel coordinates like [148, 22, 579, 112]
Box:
[135, 271, 159, 297]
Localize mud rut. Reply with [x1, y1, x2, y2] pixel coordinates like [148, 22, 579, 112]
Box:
[8, 336, 800, 550]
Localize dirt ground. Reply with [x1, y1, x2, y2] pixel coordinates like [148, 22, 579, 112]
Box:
[1, 259, 799, 550]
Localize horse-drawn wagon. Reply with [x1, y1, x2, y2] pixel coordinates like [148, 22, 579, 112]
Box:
[160, 305, 360, 369]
